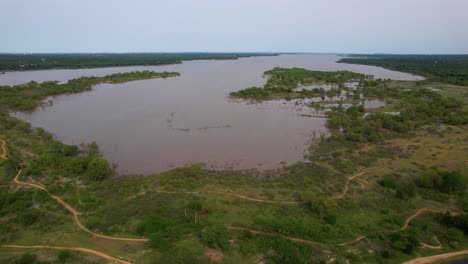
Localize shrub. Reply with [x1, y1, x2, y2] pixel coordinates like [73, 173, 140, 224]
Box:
[199, 225, 231, 250]
[87, 157, 110, 181]
[188, 163, 203, 177]
[57, 250, 72, 262]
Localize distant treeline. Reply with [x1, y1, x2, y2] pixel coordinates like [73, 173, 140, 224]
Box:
[338, 54, 468, 86]
[0, 53, 279, 71]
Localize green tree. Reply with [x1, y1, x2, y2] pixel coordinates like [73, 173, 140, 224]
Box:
[87, 157, 110, 180]
[301, 192, 337, 221]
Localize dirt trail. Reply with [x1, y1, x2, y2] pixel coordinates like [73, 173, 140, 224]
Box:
[156, 189, 304, 204]
[227, 226, 326, 246]
[230, 207, 447, 247]
[154, 169, 381, 204]
[2, 245, 131, 264]
[13, 169, 148, 242]
[0, 139, 7, 160]
[400, 208, 442, 231]
[420, 236, 442, 250]
[403, 249, 468, 264]
[333, 172, 366, 199]
[334, 168, 383, 199]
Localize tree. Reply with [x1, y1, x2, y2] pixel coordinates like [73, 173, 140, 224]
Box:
[440, 171, 465, 193]
[199, 225, 231, 250]
[87, 141, 99, 157]
[301, 192, 337, 221]
[87, 157, 110, 180]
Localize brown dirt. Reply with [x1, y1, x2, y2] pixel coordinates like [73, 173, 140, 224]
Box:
[0, 139, 7, 160]
[403, 249, 468, 264]
[204, 248, 224, 262]
[420, 236, 443, 250]
[2, 245, 131, 264]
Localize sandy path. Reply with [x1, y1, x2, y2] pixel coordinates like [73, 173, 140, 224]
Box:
[2, 245, 131, 264]
[0, 139, 7, 160]
[13, 169, 148, 242]
[403, 250, 468, 264]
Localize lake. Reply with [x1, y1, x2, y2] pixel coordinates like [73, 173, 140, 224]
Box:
[2, 54, 423, 174]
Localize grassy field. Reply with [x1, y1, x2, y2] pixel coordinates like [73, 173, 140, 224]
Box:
[0, 67, 466, 263]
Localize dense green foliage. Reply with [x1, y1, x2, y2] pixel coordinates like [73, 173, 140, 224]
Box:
[339, 54, 468, 86]
[87, 157, 110, 181]
[230, 67, 364, 101]
[326, 82, 468, 142]
[0, 53, 279, 71]
[0, 71, 179, 111]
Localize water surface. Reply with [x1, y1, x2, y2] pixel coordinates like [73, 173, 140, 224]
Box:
[5, 54, 423, 174]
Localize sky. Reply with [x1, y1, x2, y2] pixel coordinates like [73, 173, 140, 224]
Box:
[1, 0, 468, 54]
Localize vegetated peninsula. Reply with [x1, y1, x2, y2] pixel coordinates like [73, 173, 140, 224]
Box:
[0, 57, 467, 263]
[230, 67, 365, 101]
[0, 52, 279, 71]
[0, 70, 180, 111]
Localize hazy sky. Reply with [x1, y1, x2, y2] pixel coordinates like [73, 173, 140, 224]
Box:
[1, 0, 467, 53]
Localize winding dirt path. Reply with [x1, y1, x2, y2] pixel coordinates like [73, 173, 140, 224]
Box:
[230, 207, 448, 247]
[403, 250, 468, 264]
[154, 169, 382, 204]
[400, 208, 442, 231]
[334, 168, 383, 200]
[1, 245, 131, 264]
[333, 172, 366, 199]
[13, 169, 148, 242]
[0, 139, 7, 160]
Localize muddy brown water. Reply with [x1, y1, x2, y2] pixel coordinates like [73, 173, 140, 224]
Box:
[2, 54, 423, 175]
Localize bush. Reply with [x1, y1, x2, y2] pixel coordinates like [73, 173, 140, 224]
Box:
[389, 230, 418, 254]
[18, 211, 39, 226]
[13, 253, 43, 264]
[57, 250, 72, 262]
[199, 225, 231, 250]
[188, 163, 203, 177]
[87, 157, 110, 180]
[379, 174, 397, 189]
[396, 181, 416, 200]
[415, 170, 465, 193]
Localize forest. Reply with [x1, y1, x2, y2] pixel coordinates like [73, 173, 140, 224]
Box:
[0, 53, 278, 71]
[339, 54, 468, 86]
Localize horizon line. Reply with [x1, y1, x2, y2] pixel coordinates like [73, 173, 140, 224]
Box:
[0, 51, 468, 55]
